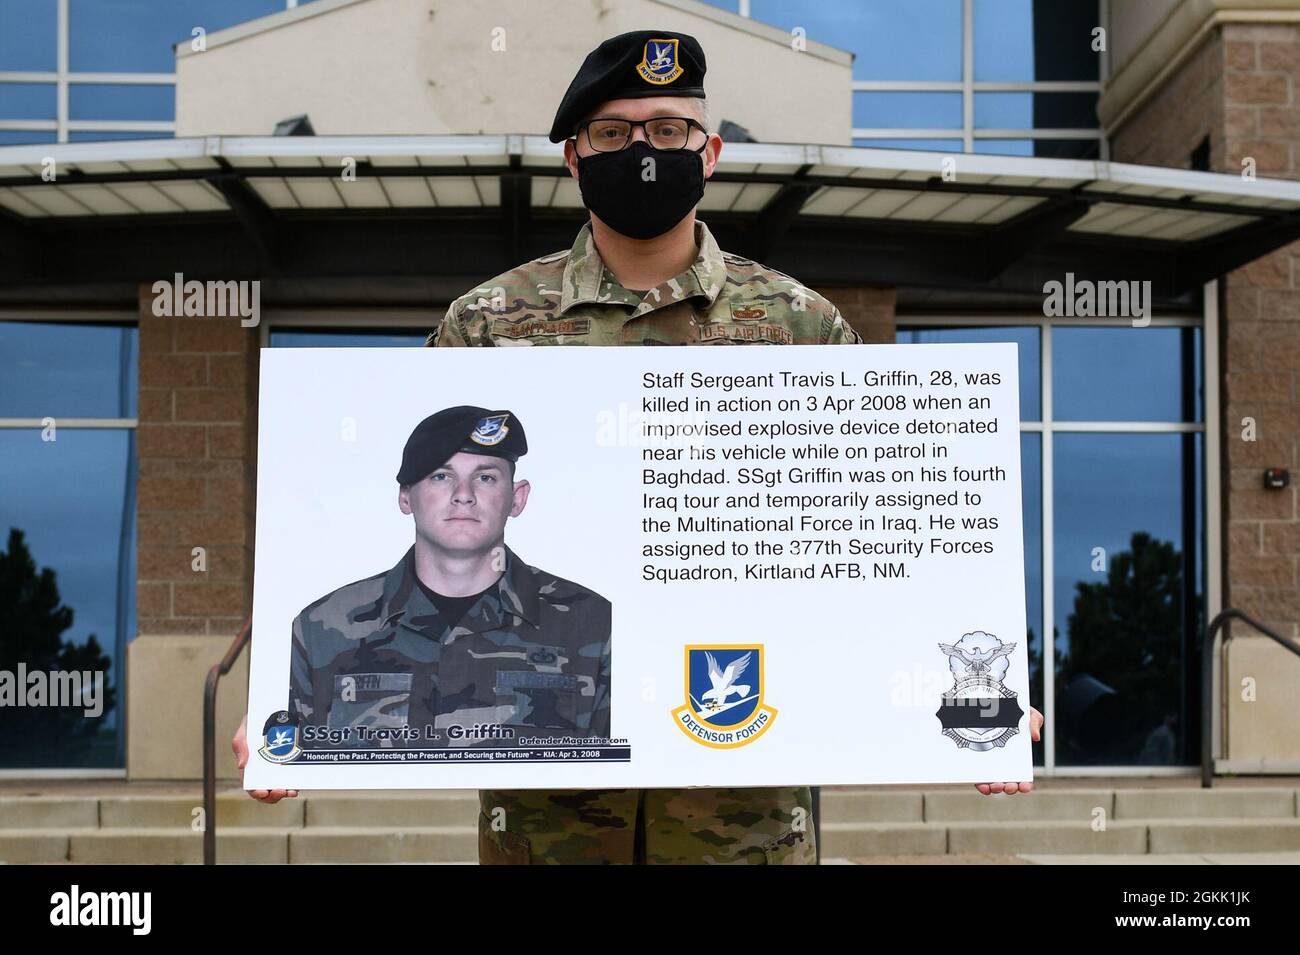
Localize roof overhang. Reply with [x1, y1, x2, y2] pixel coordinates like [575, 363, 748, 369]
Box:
[2, 134, 1298, 305]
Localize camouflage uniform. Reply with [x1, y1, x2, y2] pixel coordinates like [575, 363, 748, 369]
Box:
[427, 218, 861, 348]
[287, 544, 612, 749]
[430, 217, 860, 864]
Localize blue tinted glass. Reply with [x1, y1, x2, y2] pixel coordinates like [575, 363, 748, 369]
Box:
[973, 0, 1033, 81]
[1020, 431, 1043, 766]
[69, 84, 175, 121]
[976, 92, 1099, 130]
[693, 0, 738, 9]
[269, 330, 428, 348]
[0, 0, 58, 71]
[975, 92, 1031, 128]
[0, 83, 56, 119]
[976, 138, 1100, 158]
[1053, 432, 1201, 766]
[1053, 326, 1202, 422]
[974, 0, 1101, 81]
[974, 139, 1034, 156]
[0, 130, 56, 145]
[854, 138, 962, 152]
[69, 0, 286, 72]
[854, 92, 962, 130]
[0, 429, 135, 768]
[68, 130, 168, 142]
[0, 322, 139, 418]
[752, 0, 962, 80]
[894, 326, 1040, 420]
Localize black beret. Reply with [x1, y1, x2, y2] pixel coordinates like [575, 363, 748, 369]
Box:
[396, 406, 528, 484]
[549, 30, 707, 143]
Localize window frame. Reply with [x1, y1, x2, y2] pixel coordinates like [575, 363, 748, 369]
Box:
[896, 290, 1218, 778]
[0, 307, 138, 778]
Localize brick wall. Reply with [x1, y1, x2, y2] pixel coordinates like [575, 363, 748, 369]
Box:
[1112, 23, 1300, 641]
[135, 284, 259, 638]
[830, 286, 898, 343]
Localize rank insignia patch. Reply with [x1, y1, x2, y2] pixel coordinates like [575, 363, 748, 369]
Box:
[730, 303, 768, 321]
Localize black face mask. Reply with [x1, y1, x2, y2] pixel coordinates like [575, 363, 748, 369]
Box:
[576, 140, 706, 240]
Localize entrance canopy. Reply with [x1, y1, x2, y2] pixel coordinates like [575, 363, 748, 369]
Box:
[2, 135, 1298, 303]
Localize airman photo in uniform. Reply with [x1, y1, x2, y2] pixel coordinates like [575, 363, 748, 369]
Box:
[282, 405, 612, 755]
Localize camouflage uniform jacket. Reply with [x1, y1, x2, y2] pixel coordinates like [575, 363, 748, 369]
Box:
[427, 217, 862, 347]
[287, 544, 612, 750]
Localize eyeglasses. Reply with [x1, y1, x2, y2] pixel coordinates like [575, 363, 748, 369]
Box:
[576, 116, 709, 153]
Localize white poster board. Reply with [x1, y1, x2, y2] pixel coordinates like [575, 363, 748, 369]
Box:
[244, 343, 1032, 790]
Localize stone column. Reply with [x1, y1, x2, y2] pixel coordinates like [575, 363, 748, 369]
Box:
[126, 281, 259, 780]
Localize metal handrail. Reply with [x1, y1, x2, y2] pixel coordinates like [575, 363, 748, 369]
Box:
[203, 617, 253, 865]
[1202, 608, 1300, 788]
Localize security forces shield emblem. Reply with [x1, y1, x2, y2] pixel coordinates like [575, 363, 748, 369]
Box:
[672, 645, 777, 748]
[259, 710, 302, 763]
[470, 413, 510, 446]
[637, 38, 684, 85]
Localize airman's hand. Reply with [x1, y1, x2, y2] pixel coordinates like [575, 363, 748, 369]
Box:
[234, 714, 299, 803]
[973, 705, 1042, 795]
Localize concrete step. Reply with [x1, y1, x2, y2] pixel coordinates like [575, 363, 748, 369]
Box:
[823, 787, 1300, 823]
[1115, 789, 1298, 819]
[303, 793, 479, 827]
[4, 786, 1299, 862]
[288, 826, 477, 864]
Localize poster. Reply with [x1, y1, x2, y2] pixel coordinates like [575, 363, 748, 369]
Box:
[244, 342, 1032, 790]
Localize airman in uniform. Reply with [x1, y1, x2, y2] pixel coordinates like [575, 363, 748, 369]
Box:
[427, 29, 1043, 865]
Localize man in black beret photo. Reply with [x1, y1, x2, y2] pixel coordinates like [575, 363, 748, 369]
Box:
[236, 405, 612, 783]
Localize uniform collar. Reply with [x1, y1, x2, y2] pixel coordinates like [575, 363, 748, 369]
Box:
[379, 543, 542, 633]
[558, 217, 727, 317]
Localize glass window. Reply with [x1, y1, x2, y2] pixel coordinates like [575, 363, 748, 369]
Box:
[69, 84, 175, 122]
[1024, 139, 1100, 160]
[974, 0, 1101, 82]
[895, 325, 1040, 420]
[975, 92, 1098, 130]
[752, 0, 962, 80]
[0, 83, 57, 120]
[0, 321, 139, 418]
[0, 130, 56, 145]
[1020, 431, 1044, 766]
[269, 329, 429, 348]
[974, 139, 1035, 156]
[1053, 326, 1202, 422]
[0, 430, 135, 768]
[853, 138, 963, 153]
[68, 130, 167, 142]
[1052, 432, 1202, 766]
[69, 0, 286, 72]
[854, 92, 962, 130]
[0, 0, 58, 71]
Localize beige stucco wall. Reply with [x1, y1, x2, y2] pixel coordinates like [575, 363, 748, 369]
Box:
[174, 0, 853, 145]
[1108, 0, 1182, 77]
